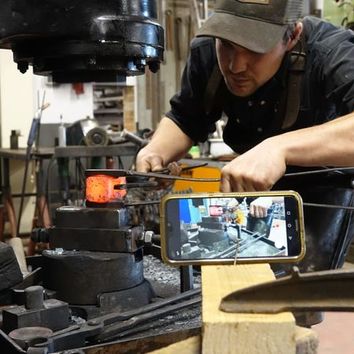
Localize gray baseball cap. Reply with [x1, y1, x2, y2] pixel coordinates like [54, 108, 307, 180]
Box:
[196, 0, 303, 53]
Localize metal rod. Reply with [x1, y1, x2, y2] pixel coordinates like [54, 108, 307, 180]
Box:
[284, 166, 354, 177]
[303, 202, 354, 211]
[95, 296, 201, 342]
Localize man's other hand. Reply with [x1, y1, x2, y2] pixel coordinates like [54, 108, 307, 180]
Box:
[220, 138, 286, 192]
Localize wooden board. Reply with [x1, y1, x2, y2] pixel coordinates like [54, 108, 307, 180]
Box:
[148, 336, 201, 354]
[202, 264, 296, 354]
[123, 86, 136, 132]
[147, 327, 318, 354]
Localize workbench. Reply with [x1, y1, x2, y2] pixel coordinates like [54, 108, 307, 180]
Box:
[54, 144, 138, 158]
[0, 148, 54, 241]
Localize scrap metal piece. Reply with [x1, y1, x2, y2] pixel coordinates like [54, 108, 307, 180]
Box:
[220, 267, 354, 314]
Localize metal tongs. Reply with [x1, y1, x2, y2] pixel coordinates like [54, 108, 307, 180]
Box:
[85, 164, 220, 182]
[220, 266, 354, 314]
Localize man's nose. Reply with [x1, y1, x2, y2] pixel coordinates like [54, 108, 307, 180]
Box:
[228, 51, 247, 74]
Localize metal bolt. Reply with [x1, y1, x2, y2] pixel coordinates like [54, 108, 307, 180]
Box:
[148, 61, 160, 73]
[17, 61, 29, 74]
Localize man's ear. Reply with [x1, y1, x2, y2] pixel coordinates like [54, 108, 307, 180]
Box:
[287, 22, 303, 51]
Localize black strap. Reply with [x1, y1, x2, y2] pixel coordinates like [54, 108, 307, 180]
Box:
[204, 64, 222, 115]
[281, 37, 307, 130]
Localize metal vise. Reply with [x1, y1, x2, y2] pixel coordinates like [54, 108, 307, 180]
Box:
[32, 206, 154, 313]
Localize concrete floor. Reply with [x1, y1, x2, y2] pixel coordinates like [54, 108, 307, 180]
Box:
[313, 312, 354, 354]
[311, 263, 354, 354]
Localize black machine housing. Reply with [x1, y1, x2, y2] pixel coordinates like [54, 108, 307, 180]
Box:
[0, 0, 164, 82]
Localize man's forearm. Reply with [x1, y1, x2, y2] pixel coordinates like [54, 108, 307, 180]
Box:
[271, 111, 354, 167]
[146, 117, 193, 162]
[136, 117, 194, 172]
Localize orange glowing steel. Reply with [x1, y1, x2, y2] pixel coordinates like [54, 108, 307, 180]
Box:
[86, 175, 127, 203]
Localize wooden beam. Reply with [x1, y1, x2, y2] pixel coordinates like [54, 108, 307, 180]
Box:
[202, 264, 296, 354]
[147, 328, 318, 354]
[123, 86, 136, 132]
[149, 336, 201, 354]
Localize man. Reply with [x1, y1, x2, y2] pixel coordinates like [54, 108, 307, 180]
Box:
[137, 0, 354, 273]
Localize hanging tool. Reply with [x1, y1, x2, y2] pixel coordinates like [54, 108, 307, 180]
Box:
[220, 266, 354, 314]
[16, 98, 50, 238]
[165, 9, 174, 51]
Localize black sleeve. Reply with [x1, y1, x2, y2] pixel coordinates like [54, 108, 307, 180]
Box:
[315, 25, 354, 115]
[165, 38, 223, 143]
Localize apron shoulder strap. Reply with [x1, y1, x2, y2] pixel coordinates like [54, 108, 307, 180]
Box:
[281, 35, 307, 130]
[204, 64, 223, 115]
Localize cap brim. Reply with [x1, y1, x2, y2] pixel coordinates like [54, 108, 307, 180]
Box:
[196, 12, 287, 53]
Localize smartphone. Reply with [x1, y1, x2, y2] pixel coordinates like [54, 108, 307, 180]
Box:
[160, 191, 305, 265]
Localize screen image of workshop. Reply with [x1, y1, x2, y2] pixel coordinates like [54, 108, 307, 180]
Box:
[174, 196, 288, 260]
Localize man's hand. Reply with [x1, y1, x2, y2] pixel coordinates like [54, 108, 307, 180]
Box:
[135, 117, 194, 173]
[136, 146, 165, 172]
[220, 139, 287, 192]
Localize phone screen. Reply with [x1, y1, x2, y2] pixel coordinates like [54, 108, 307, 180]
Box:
[162, 193, 305, 264]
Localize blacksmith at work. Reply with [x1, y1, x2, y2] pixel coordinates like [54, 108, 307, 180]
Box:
[137, 0, 354, 274]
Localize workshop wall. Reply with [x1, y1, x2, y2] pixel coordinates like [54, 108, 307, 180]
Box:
[33, 77, 94, 127]
[136, 0, 194, 131]
[324, 0, 354, 27]
[0, 51, 94, 148]
[0, 49, 94, 236]
[0, 50, 34, 148]
[0, 50, 36, 235]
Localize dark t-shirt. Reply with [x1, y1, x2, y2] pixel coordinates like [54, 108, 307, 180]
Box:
[165, 16, 354, 154]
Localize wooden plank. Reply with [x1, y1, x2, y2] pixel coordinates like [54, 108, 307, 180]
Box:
[123, 86, 136, 132]
[148, 336, 201, 354]
[202, 264, 296, 354]
[147, 328, 317, 354]
[295, 326, 318, 354]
